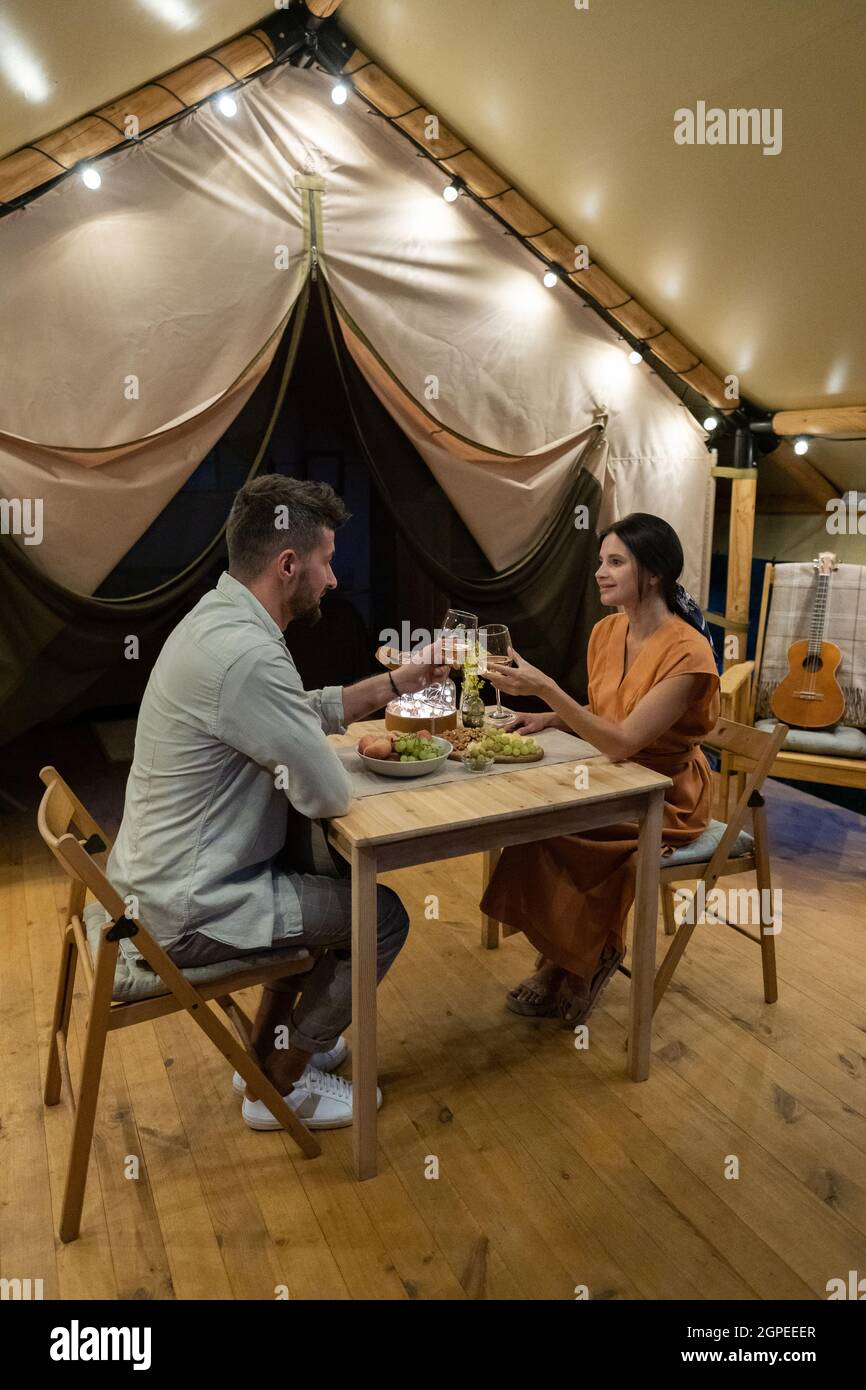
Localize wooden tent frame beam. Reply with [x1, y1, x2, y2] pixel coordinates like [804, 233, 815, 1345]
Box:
[770, 406, 866, 439]
[0, 28, 277, 205]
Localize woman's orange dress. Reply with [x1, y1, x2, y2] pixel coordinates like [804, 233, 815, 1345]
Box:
[480, 612, 721, 979]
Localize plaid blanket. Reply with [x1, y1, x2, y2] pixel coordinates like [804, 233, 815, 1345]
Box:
[756, 562, 866, 729]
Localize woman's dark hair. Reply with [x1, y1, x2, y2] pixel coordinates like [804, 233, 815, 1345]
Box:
[599, 512, 683, 611]
[599, 512, 715, 651]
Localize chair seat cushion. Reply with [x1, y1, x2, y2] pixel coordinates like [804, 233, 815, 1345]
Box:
[756, 719, 866, 758]
[82, 904, 310, 1003]
[663, 819, 754, 867]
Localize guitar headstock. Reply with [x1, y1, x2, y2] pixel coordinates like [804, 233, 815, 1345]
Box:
[813, 551, 838, 576]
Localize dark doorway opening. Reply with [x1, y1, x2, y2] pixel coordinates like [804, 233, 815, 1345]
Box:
[92, 285, 448, 696]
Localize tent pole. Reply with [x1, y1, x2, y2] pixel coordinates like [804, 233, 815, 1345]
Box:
[724, 476, 757, 670]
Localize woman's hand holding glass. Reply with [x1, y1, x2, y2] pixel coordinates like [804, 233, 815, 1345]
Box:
[481, 646, 552, 700]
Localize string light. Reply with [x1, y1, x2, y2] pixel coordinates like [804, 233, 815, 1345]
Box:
[331, 80, 349, 105]
[216, 94, 237, 117]
[542, 268, 559, 288]
[442, 178, 462, 202]
[703, 414, 719, 431]
[81, 166, 101, 190]
[793, 437, 810, 455]
[627, 349, 642, 365]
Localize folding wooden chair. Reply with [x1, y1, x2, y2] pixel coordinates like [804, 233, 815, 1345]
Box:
[37, 765, 321, 1244]
[653, 716, 789, 1013]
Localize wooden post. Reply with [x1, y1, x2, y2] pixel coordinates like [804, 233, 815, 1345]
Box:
[724, 475, 757, 670]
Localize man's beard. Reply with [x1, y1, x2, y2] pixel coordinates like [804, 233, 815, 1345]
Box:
[294, 600, 322, 628]
[291, 578, 324, 627]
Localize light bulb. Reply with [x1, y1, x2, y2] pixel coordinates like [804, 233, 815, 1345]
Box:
[703, 415, 719, 431]
[81, 166, 101, 190]
[442, 182, 459, 202]
[217, 94, 237, 117]
[793, 437, 809, 455]
[542, 269, 559, 288]
[627, 349, 642, 365]
[331, 81, 349, 105]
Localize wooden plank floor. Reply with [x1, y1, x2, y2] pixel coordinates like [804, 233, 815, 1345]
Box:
[1, 773, 864, 1300]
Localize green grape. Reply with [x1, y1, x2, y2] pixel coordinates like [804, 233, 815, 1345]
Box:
[391, 732, 448, 762]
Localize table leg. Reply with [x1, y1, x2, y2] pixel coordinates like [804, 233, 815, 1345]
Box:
[480, 849, 501, 949]
[628, 786, 665, 1081]
[351, 845, 379, 1179]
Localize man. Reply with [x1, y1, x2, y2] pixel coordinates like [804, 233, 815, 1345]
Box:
[108, 475, 446, 1130]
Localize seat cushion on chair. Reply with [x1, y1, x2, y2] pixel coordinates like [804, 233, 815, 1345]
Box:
[756, 719, 866, 758]
[663, 819, 754, 867]
[81, 904, 310, 1003]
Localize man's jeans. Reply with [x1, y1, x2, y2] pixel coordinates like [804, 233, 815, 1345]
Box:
[170, 874, 410, 1053]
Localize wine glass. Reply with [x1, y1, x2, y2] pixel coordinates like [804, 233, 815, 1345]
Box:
[424, 608, 477, 709]
[438, 608, 478, 667]
[478, 623, 514, 724]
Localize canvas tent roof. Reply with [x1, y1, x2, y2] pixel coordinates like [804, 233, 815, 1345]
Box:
[0, 0, 863, 509]
[0, 58, 712, 593]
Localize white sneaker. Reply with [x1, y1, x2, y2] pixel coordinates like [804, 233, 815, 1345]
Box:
[241, 1064, 382, 1131]
[232, 1034, 348, 1096]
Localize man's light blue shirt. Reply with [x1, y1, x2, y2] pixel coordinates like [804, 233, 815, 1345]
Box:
[108, 572, 353, 952]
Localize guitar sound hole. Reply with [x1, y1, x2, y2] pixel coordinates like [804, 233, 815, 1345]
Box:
[802, 655, 824, 673]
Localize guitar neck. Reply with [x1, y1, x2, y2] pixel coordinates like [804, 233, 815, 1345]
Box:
[806, 573, 831, 657]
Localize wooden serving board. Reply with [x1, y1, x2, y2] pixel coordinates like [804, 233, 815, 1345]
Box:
[447, 748, 544, 764]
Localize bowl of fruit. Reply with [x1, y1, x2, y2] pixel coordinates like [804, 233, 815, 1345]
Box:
[357, 728, 453, 778]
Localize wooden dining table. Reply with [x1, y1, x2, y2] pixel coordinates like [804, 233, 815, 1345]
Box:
[326, 721, 671, 1180]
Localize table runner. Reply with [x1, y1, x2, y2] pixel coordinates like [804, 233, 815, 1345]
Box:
[333, 727, 601, 799]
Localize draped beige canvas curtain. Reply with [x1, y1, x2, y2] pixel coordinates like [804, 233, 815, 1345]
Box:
[0, 62, 712, 598]
[332, 305, 614, 572]
[0, 324, 288, 593]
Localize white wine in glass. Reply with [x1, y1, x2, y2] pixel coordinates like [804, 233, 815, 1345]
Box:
[438, 608, 478, 666]
[478, 623, 514, 724]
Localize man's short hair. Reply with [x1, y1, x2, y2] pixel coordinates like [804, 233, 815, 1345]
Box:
[226, 475, 349, 579]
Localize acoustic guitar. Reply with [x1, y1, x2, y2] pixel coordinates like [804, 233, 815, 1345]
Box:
[770, 552, 845, 729]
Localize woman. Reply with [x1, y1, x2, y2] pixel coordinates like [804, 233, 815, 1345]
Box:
[481, 512, 720, 1024]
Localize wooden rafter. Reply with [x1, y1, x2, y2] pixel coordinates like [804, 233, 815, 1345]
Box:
[771, 407, 866, 439]
[0, 30, 275, 204]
